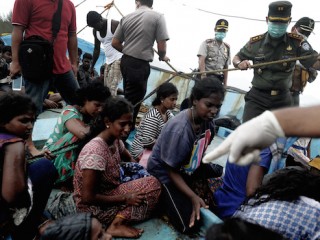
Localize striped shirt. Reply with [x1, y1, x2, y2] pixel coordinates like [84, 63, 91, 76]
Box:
[130, 107, 173, 160]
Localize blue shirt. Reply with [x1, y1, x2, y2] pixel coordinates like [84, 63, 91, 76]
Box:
[214, 147, 272, 219]
[147, 110, 215, 184]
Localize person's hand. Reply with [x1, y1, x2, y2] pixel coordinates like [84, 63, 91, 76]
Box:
[9, 60, 21, 78]
[237, 60, 251, 70]
[71, 64, 78, 77]
[43, 99, 59, 109]
[202, 111, 285, 165]
[40, 148, 56, 160]
[189, 195, 208, 228]
[159, 55, 170, 62]
[124, 192, 146, 206]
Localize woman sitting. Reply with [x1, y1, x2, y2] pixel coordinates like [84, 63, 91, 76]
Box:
[73, 97, 161, 238]
[234, 168, 320, 239]
[130, 82, 178, 167]
[0, 93, 57, 240]
[147, 77, 224, 234]
[44, 80, 111, 189]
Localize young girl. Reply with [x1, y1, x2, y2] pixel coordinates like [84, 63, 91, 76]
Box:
[147, 77, 225, 234]
[73, 97, 161, 238]
[0, 93, 57, 240]
[130, 82, 178, 167]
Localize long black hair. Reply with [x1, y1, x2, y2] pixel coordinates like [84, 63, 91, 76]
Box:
[249, 168, 320, 206]
[152, 82, 178, 106]
[0, 92, 36, 125]
[86, 97, 133, 140]
[73, 80, 111, 107]
[189, 77, 225, 105]
[205, 218, 284, 240]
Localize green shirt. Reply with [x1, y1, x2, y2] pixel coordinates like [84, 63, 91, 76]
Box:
[237, 32, 317, 90]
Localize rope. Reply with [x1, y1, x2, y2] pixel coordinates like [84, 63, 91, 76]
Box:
[27, 141, 81, 163]
[184, 53, 319, 77]
[133, 75, 177, 108]
[75, 0, 87, 8]
[77, 0, 114, 35]
[112, 2, 194, 81]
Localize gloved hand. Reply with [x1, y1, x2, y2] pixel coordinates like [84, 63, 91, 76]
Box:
[202, 111, 285, 165]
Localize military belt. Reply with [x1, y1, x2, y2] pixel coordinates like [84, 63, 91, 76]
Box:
[252, 87, 288, 96]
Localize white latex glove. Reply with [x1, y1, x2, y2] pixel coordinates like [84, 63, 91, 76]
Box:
[203, 111, 285, 165]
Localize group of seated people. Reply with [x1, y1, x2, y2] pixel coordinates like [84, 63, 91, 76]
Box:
[1, 77, 319, 240]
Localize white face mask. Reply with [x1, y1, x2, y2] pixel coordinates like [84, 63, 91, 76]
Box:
[294, 28, 308, 40]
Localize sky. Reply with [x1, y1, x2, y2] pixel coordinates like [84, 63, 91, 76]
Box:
[1, 0, 320, 106]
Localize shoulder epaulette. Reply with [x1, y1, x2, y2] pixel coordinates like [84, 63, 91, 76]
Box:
[287, 33, 303, 41]
[206, 39, 214, 43]
[223, 42, 230, 49]
[250, 34, 264, 43]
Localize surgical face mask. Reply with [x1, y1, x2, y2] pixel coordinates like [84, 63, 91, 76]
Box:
[294, 28, 308, 40]
[215, 32, 226, 41]
[268, 22, 288, 38]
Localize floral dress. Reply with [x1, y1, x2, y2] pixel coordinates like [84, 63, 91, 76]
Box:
[73, 137, 161, 225]
[44, 105, 83, 184]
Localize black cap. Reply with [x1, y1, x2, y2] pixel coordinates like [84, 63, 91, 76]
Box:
[268, 1, 292, 22]
[215, 19, 228, 32]
[294, 17, 315, 36]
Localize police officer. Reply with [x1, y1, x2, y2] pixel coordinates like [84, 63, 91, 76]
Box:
[290, 17, 320, 106]
[233, 1, 318, 122]
[197, 19, 231, 85]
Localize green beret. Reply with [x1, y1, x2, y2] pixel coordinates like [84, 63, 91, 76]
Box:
[268, 1, 292, 22]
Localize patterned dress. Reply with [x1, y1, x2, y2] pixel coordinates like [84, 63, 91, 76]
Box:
[44, 105, 83, 184]
[234, 196, 320, 240]
[73, 137, 161, 225]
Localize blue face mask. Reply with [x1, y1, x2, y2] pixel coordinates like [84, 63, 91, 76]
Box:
[215, 32, 226, 41]
[268, 22, 288, 38]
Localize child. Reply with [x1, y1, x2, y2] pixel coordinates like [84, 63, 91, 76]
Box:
[0, 92, 57, 240]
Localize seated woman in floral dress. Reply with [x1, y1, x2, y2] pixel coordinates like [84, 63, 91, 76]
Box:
[44, 81, 111, 189]
[73, 97, 161, 239]
[130, 82, 178, 167]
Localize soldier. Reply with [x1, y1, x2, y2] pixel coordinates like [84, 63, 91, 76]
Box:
[290, 17, 320, 106]
[233, 1, 318, 122]
[197, 19, 231, 85]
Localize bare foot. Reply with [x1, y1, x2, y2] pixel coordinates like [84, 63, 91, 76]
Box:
[107, 222, 143, 238]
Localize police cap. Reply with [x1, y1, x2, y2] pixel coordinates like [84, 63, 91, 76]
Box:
[215, 19, 228, 32]
[268, 1, 292, 23]
[294, 17, 315, 37]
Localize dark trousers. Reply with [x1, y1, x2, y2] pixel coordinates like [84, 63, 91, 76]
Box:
[24, 70, 79, 115]
[12, 159, 57, 240]
[242, 87, 293, 122]
[291, 91, 300, 106]
[160, 164, 222, 234]
[120, 55, 150, 128]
